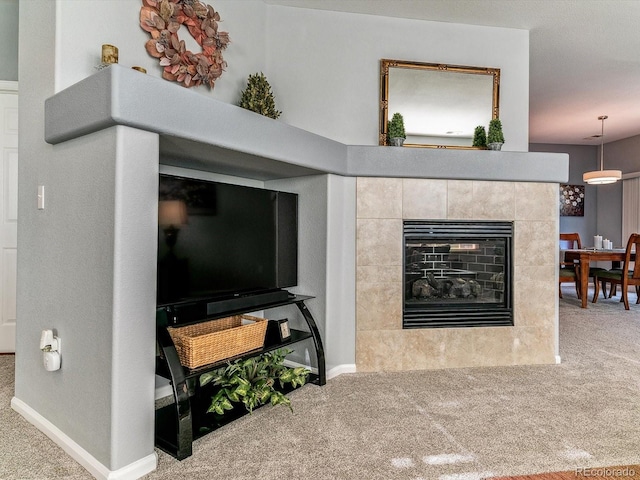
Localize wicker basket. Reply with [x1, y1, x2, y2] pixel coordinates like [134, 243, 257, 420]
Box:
[168, 315, 267, 369]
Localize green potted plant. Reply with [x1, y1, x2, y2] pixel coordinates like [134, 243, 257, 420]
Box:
[487, 118, 505, 150]
[200, 348, 309, 415]
[239, 72, 282, 119]
[472, 125, 487, 148]
[387, 112, 406, 146]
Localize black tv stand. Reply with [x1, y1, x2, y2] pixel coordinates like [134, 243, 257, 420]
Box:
[155, 294, 325, 460]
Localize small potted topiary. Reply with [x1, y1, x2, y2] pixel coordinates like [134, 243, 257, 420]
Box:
[239, 72, 282, 119]
[387, 112, 406, 146]
[487, 118, 505, 150]
[472, 125, 487, 148]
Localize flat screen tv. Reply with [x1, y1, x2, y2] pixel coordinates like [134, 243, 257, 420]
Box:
[157, 174, 298, 307]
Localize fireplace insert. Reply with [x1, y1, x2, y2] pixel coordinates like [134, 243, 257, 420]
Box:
[403, 220, 513, 328]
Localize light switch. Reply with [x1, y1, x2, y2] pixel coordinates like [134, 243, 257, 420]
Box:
[37, 185, 45, 210]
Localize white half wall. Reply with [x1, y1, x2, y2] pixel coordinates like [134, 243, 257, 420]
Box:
[265, 6, 529, 150]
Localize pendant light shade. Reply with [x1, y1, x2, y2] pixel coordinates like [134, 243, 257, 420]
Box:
[583, 115, 621, 185]
[582, 169, 622, 185]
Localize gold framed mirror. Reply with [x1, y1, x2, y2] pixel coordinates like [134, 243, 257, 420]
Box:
[380, 59, 500, 149]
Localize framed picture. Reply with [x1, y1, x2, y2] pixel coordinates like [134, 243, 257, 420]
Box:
[278, 319, 291, 340]
[560, 184, 585, 216]
[266, 318, 291, 344]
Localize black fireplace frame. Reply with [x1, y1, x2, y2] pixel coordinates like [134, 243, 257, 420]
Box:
[403, 220, 514, 329]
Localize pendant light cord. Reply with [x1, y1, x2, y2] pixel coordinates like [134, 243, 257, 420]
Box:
[599, 115, 607, 171]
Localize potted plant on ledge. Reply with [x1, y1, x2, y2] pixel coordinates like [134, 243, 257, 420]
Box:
[487, 119, 505, 150]
[473, 125, 487, 148]
[239, 72, 282, 120]
[387, 112, 406, 147]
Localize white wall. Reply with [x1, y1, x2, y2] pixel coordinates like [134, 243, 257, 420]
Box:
[53, 1, 529, 150]
[55, 0, 267, 103]
[265, 6, 530, 150]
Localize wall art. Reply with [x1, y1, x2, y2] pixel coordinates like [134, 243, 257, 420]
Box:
[559, 184, 584, 216]
[140, 0, 230, 88]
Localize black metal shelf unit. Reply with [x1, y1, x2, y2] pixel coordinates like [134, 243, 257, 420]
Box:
[155, 294, 326, 460]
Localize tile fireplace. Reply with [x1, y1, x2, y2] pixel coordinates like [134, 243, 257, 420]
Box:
[404, 220, 513, 328]
[356, 177, 557, 372]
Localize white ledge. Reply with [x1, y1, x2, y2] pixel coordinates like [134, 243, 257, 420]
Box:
[45, 65, 568, 182]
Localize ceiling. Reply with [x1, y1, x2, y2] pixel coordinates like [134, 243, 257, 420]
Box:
[266, 0, 640, 146]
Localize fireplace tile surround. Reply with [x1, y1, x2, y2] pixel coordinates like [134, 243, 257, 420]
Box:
[356, 178, 557, 371]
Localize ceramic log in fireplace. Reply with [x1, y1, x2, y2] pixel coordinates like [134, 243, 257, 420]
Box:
[403, 220, 513, 328]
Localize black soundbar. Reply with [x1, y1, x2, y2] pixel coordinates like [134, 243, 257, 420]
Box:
[206, 289, 290, 316]
[160, 290, 292, 326]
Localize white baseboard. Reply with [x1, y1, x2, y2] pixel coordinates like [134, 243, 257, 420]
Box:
[11, 397, 157, 480]
[283, 358, 318, 374]
[327, 363, 356, 379]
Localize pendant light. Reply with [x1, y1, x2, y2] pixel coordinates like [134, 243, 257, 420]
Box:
[583, 115, 622, 185]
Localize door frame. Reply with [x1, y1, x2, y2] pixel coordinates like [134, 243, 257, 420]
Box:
[0, 80, 18, 353]
[0, 81, 18, 94]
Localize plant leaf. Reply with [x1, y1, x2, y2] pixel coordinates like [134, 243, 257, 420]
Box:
[199, 371, 216, 387]
[234, 381, 250, 397]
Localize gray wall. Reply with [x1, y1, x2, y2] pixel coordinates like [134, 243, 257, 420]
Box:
[266, 174, 356, 372]
[601, 134, 640, 243]
[17, 0, 158, 470]
[531, 136, 640, 248]
[605, 135, 640, 174]
[0, 0, 18, 81]
[15, 126, 159, 470]
[530, 143, 602, 244]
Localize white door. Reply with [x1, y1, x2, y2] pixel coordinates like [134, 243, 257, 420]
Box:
[0, 82, 18, 352]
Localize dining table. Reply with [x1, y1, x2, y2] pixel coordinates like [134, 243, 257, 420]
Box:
[563, 248, 628, 308]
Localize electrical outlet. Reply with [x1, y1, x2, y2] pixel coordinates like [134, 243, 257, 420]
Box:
[37, 185, 45, 210]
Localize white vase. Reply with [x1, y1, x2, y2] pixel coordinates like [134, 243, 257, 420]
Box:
[390, 137, 405, 147]
[487, 142, 503, 151]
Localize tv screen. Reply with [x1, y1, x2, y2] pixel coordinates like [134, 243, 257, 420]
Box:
[157, 174, 298, 306]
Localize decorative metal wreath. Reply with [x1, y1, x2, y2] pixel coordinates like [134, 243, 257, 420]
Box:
[140, 0, 230, 88]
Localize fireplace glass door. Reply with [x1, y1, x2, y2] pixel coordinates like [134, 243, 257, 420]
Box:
[404, 220, 513, 328]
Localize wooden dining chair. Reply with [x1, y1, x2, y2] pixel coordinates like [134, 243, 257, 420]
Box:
[592, 233, 640, 310]
[559, 233, 581, 298]
[559, 262, 580, 299]
[558, 232, 606, 298]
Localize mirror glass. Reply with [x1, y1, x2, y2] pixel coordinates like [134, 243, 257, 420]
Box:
[380, 59, 500, 149]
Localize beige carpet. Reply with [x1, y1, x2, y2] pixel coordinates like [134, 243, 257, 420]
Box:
[486, 464, 640, 479]
[1, 286, 640, 479]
